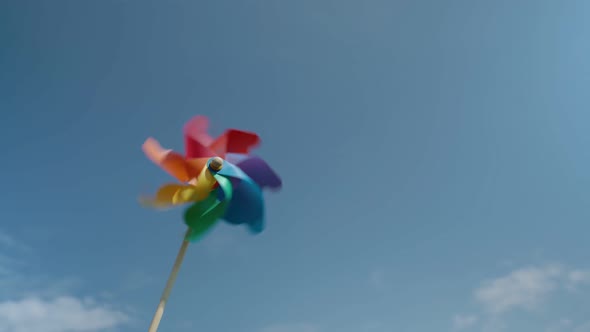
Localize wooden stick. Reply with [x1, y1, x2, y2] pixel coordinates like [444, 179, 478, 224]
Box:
[148, 229, 191, 332]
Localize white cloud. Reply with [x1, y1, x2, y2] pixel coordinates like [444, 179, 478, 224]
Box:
[455, 264, 590, 332]
[0, 230, 30, 253]
[0, 296, 129, 332]
[568, 270, 590, 282]
[0, 245, 81, 299]
[260, 323, 320, 332]
[453, 314, 478, 330]
[0, 231, 19, 249]
[473, 264, 590, 315]
[0, 230, 130, 332]
[0, 230, 29, 290]
[474, 264, 563, 313]
[567, 270, 590, 290]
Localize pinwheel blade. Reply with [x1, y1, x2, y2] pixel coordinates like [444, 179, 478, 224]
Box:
[223, 181, 265, 233]
[236, 156, 282, 190]
[183, 115, 214, 146]
[209, 129, 260, 157]
[184, 116, 216, 158]
[214, 162, 265, 233]
[184, 173, 234, 242]
[143, 138, 197, 182]
[140, 183, 202, 209]
[184, 192, 226, 241]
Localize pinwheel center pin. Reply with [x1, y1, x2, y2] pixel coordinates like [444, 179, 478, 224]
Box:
[208, 157, 224, 172]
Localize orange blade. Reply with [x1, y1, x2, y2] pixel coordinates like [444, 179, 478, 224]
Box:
[142, 137, 192, 182]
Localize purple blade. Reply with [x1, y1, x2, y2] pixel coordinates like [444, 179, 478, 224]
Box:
[236, 156, 282, 190]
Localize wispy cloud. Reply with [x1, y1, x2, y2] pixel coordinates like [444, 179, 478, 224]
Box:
[0, 229, 31, 288]
[0, 231, 20, 250]
[566, 269, 590, 291]
[260, 323, 320, 332]
[0, 231, 33, 298]
[454, 263, 590, 332]
[474, 264, 562, 314]
[0, 296, 129, 332]
[0, 230, 30, 253]
[0, 229, 131, 332]
[452, 314, 478, 330]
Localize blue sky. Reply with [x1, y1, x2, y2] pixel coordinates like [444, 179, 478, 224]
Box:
[1, 1, 590, 331]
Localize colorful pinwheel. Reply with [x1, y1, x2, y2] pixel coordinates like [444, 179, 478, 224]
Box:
[141, 115, 281, 332]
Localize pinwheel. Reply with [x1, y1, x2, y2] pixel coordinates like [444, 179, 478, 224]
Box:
[141, 116, 281, 332]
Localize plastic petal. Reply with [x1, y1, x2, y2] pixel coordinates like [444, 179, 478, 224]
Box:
[213, 160, 251, 180]
[208, 129, 260, 157]
[193, 162, 218, 193]
[184, 173, 234, 242]
[184, 192, 225, 241]
[183, 116, 217, 159]
[214, 162, 265, 233]
[139, 184, 193, 209]
[142, 138, 199, 182]
[222, 180, 265, 233]
[236, 156, 282, 190]
[139, 180, 214, 209]
[184, 115, 214, 146]
[213, 174, 233, 202]
[224, 153, 250, 165]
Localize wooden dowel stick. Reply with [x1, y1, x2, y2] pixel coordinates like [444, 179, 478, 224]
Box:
[148, 229, 191, 332]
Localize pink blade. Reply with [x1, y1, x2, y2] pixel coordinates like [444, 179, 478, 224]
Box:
[183, 116, 217, 158]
